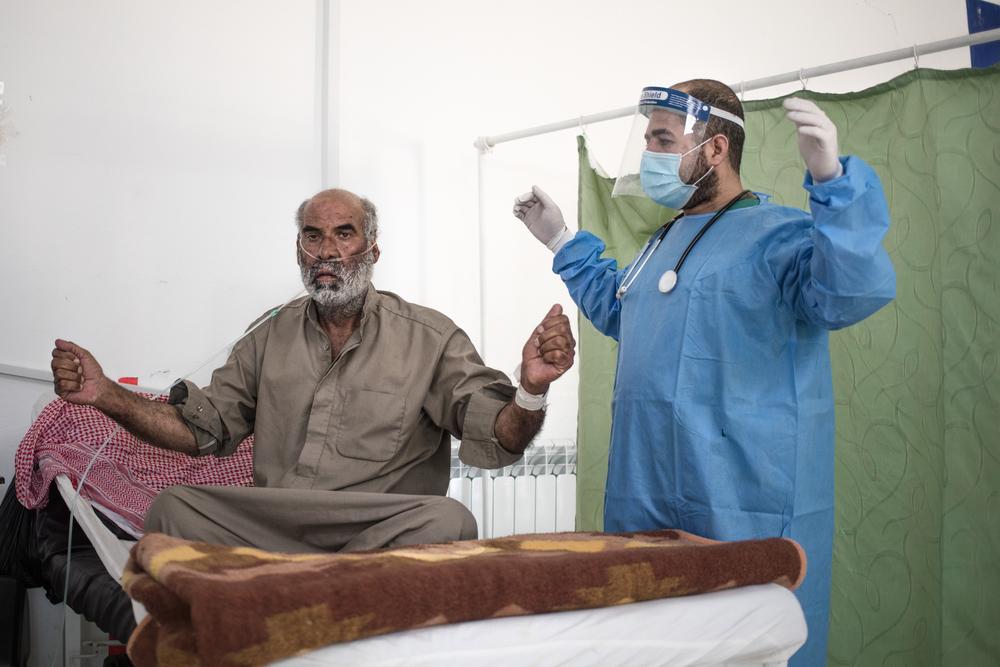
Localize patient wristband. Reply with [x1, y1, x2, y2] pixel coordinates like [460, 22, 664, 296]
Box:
[514, 384, 548, 411]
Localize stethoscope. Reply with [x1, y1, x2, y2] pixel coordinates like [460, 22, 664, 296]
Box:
[615, 189, 755, 299]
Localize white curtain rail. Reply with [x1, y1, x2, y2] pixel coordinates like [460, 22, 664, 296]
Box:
[473, 28, 1000, 152]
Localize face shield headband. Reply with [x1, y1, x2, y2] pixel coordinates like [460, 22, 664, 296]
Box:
[612, 86, 745, 200]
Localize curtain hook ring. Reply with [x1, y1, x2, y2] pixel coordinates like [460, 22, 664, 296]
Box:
[798, 69, 808, 91]
[912, 44, 920, 69]
[739, 80, 746, 103]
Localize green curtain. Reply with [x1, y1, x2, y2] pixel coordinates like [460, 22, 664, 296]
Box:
[574, 65, 1000, 665]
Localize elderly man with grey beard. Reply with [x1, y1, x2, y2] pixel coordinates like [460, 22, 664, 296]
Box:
[49, 188, 576, 553]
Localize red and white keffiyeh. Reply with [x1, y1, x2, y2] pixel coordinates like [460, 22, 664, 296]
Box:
[15, 394, 253, 536]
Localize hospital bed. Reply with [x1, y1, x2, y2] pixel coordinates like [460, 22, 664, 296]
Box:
[26, 396, 806, 666]
[49, 478, 807, 667]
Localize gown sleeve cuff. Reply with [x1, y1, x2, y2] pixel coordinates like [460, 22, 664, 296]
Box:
[552, 230, 605, 272]
[802, 156, 873, 209]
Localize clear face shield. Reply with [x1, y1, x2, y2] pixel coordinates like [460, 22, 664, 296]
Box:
[612, 87, 744, 207]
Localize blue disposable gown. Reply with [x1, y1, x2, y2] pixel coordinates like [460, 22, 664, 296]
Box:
[554, 157, 895, 667]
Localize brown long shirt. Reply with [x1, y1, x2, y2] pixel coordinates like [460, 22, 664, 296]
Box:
[168, 285, 521, 496]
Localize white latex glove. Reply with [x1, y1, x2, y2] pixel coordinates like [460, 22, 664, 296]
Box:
[512, 186, 572, 254]
[783, 97, 843, 183]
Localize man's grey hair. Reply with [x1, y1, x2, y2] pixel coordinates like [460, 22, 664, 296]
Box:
[295, 191, 379, 243]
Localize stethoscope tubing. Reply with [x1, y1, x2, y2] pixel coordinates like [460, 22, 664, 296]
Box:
[615, 189, 753, 299]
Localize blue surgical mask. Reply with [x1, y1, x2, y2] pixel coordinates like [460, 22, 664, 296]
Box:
[639, 138, 714, 209]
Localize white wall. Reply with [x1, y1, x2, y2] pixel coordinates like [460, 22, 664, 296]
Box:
[0, 0, 322, 382]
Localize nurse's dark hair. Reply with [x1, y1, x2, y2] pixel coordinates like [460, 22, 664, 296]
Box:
[295, 191, 379, 243]
[674, 79, 745, 174]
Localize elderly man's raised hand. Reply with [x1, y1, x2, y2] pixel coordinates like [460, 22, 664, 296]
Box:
[512, 186, 571, 254]
[51, 339, 110, 406]
[520, 304, 576, 395]
[783, 98, 843, 183]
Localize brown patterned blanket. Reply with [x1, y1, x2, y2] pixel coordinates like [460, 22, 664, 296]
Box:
[123, 529, 806, 666]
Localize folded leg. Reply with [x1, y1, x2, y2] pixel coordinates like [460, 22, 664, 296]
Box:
[144, 486, 477, 553]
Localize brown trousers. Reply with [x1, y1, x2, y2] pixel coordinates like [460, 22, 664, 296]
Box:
[143, 485, 478, 553]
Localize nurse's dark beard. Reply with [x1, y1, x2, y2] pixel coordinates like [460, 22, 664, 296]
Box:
[681, 151, 719, 211]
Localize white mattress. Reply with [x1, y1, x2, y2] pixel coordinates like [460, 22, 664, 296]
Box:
[273, 583, 806, 667]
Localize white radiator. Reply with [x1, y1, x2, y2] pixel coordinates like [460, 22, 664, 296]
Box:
[447, 439, 576, 539]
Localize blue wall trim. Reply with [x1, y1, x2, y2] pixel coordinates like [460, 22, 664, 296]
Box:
[968, 0, 1000, 67]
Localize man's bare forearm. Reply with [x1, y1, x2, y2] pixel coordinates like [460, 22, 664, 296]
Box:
[94, 380, 198, 455]
[494, 401, 545, 455]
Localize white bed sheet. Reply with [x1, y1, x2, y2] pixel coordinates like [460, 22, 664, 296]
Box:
[274, 583, 806, 667]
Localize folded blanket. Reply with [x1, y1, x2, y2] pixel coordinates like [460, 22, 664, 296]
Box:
[124, 530, 806, 666]
[15, 396, 254, 535]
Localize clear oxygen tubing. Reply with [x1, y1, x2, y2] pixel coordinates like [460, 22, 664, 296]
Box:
[297, 236, 377, 263]
[53, 287, 306, 663]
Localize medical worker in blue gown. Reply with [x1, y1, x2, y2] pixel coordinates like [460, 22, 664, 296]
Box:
[511, 79, 895, 666]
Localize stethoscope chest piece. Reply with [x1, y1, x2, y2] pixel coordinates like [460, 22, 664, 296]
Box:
[658, 269, 678, 294]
